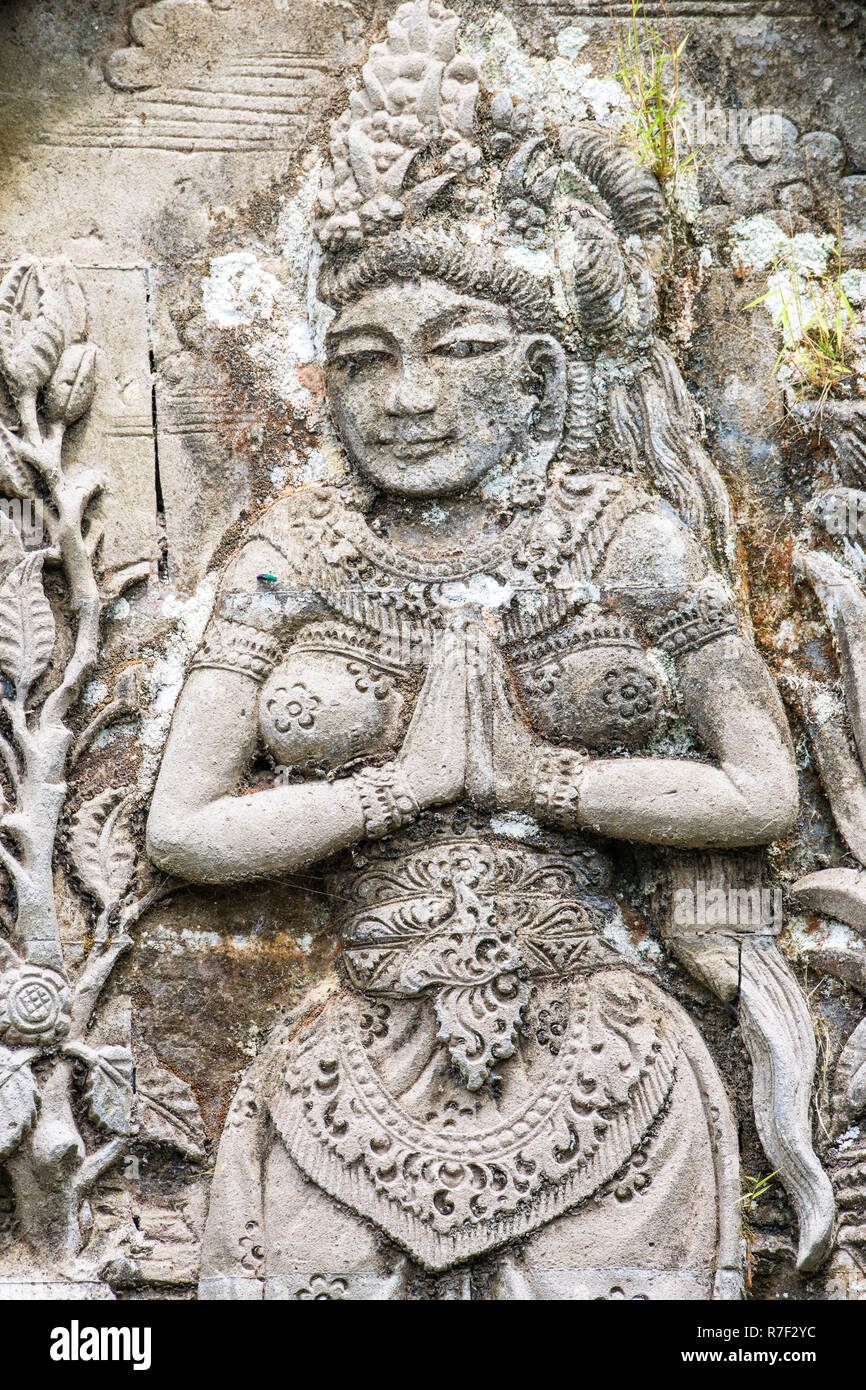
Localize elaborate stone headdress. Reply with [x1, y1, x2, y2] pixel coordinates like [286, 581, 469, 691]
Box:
[313, 0, 735, 569]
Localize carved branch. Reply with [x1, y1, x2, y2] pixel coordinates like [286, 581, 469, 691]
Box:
[0, 834, 28, 891]
[0, 729, 21, 795]
[71, 667, 139, 765]
[70, 875, 177, 1038]
[75, 1136, 127, 1196]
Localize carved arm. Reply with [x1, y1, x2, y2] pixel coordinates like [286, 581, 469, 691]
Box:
[147, 545, 471, 884]
[531, 634, 798, 848]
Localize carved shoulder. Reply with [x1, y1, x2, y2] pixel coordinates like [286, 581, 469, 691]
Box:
[594, 498, 742, 656]
[598, 499, 710, 615]
[218, 535, 289, 595]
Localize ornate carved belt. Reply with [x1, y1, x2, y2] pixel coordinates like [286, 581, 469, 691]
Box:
[325, 836, 623, 1087]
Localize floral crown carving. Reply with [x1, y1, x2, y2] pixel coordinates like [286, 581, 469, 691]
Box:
[313, 0, 668, 344]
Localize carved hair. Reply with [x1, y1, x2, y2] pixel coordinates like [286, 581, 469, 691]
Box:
[559, 124, 667, 238]
[318, 229, 553, 331]
[608, 342, 737, 569]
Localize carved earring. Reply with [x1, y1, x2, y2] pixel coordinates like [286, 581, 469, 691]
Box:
[523, 336, 568, 454]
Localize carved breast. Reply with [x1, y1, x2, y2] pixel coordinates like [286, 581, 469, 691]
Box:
[259, 650, 403, 771]
[510, 615, 665, 751]
[258, 613, 666, 772]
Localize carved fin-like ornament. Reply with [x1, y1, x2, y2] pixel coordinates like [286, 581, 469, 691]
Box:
[739, 941, 835, 1272]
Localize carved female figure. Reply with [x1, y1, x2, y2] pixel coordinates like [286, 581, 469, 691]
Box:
[147, 2, 833, 1299]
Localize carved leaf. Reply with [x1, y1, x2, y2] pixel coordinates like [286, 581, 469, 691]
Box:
[0, 553, 55, 699]
[42, 344, 97, 425]
[797, 941, 866, 996]
[0, 422, 36, 501]
[347, 126, 380, 199]
[0, 1046, 37, 1159]
[795, 548, 866, 780]
[69, 789, 136, 911]
[833, 1017, 866, 1133]
[796, 682, 866, 866]
[0, 507, 24, 585]
[84, 1045, 134, 1135]
[134, 1043, 206, 1160]
[0, 261, 65, 396]
[792, 867, 866, 934]
[46, 259, 87, 345]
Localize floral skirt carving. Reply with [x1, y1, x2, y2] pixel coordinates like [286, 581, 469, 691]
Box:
[200, 963, 742, 1296]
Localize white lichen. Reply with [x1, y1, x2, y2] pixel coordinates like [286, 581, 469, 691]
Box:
[459, 13, 628, 128]
[729, 215, 834, 276]
[202, 251, 282, 328]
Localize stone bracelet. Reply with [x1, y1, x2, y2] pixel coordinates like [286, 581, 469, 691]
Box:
[355, 765, 420, 840]
[532, 746, 589, 824]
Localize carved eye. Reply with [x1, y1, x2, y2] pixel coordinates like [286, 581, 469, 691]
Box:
[432, 338, 502, 360]
[333, 350, 394, 380]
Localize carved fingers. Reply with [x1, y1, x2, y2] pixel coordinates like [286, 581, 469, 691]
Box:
[463, 617, 535, 813]
[398, 615, 540, 814]
[396, 625, 468, 808]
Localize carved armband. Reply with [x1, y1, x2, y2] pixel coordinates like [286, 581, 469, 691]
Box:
[190, 589, 289, 684]
[355, 765, 420, 840]
[532, 746, 589, 825]
[646, 582, 739, 659]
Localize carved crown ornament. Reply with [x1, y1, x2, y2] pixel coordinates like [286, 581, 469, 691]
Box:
[313, 0, 666, 353]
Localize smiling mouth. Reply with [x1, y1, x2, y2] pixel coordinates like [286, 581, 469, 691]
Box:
[377, 436, 455, 460]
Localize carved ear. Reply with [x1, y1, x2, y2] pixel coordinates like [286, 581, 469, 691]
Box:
[522, 335, 568, 461]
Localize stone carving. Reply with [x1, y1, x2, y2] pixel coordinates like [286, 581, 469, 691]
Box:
[143, 0, 838, 1299]
[39, 0, 364, 155]
[780, 402, 866, 1289]
[0, 257, 204, 1294]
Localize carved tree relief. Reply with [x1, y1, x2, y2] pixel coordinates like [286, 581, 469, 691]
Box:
[0, 260, 204, 1287]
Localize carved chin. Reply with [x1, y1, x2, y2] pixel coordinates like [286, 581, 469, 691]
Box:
[355, 447, 503, 497]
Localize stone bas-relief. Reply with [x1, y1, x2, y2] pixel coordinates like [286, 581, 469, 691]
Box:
[1, 0, 866, 1300]
[148, 0, 830, 1300]
[0, 258, 206, 1300]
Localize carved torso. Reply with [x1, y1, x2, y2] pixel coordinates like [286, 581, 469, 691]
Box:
[198, 471, 739, 775]
[188, 471, 747, 1271]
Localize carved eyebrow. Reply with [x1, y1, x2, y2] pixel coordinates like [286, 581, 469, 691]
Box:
[326, 323, 396, 342]
[325, 325, 397, 358]
[422, 306, 510, 340]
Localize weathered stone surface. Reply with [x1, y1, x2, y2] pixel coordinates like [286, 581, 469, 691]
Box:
[0, 0, 865, 1304]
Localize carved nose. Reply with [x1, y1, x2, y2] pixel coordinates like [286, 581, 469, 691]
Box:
[386, 365, 438, 417]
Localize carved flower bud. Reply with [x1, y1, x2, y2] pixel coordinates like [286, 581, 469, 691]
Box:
[0, 260, 66, 397]
[42, 343, 97, 424]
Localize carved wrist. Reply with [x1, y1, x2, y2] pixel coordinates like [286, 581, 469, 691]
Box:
[531, 745, 588, 825]
[355, 764, 420, 840]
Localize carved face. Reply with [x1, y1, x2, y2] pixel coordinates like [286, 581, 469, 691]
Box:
[324, 278, 561, 498]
